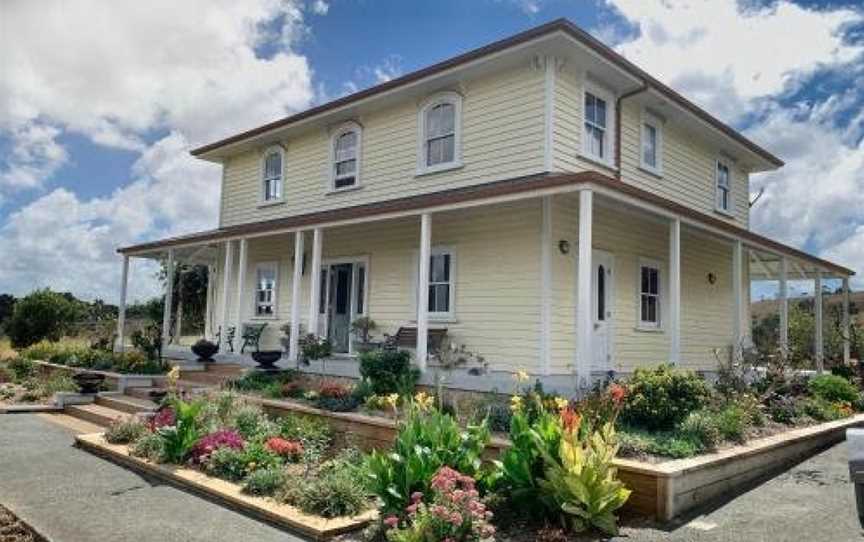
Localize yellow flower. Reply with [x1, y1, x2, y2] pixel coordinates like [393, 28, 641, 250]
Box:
[385, 393, 400, 409]
[510, 395, 523, 413]
[167, 366, 180, 387]
[414, 391, 434, 411]
[513, 369, 530, 383]
[554, 396, 569, 411]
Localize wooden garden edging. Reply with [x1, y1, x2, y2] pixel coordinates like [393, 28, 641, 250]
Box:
[75, 433, 376, 540]
[248, 396, 864, 521]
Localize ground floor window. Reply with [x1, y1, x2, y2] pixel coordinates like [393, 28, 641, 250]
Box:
[255, 262, 278, 316]
[639, 260, 661, 328]
[418, 247, 455, 320]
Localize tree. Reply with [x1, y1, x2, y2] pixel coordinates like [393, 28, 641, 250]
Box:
[0, 294, 16, 329]
[5, 289, 83, 348]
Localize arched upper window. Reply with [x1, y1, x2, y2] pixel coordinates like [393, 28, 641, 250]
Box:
[417, 92, 462, 175]
[260, 146, 284, 203]
[330, 122, 362, 191]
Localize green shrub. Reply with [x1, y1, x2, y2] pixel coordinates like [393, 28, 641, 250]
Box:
[158, 398, 204, 463]
[229, 404, 277, 440]
[35, 372, 76, 397]
[363, 405, 490, 515]
[358, 349, 419, 395]
[280, 470, 369, 518]
[831, 365, 856, 381]
[801, 397, 846, 422]
[242, 467, 285, 496]
[808, 374, 858, 403]
[621, 364, 712, 431]
[679, 410, 721, 451]
[130, 433, 166, 463]
[617, 427, 702, 459]
[204, 447, 248, 481]
[228, 371, 297, 393]
[276, 414, 331, 451]
[105, 417, 147, 444]
[7, 357, 34, 381]
[6, 289, 82, 348]
[714, 405, 748, 443]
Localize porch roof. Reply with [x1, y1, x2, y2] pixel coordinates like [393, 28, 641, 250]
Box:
[117, 170, 854, 278]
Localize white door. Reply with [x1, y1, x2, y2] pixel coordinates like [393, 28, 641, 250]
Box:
[591, 250, 614, 371]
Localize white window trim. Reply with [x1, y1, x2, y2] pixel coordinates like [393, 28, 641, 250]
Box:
[580, 80, 616, 167]
[318, 256, 371, 355]
[259, 145, 285, 206]
[416, 92, 463, 176]
[636, 257, 664, 332]
[252, 261, 279, 320]
[412, 246, 457, 322]
[715, 157, 734, 216]
[329, 121, 363, 193]
[639, 110, 663, 176]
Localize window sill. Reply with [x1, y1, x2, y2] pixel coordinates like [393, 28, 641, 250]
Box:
[326, 184, 363, 195]
[634, 325, 664, 333]
[250, 315, 279, 321]
[714, 207, 735, 219]
[577, 153, 617, 174]
[257, 200, 285, 209]
[415, 161, 464, 177]
[638, 165, 664, 179]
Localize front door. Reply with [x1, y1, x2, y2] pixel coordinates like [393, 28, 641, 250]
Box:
[591, 250, 614, 370]
[327, 263, 353, 353]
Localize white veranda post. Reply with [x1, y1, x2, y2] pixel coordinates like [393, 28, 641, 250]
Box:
[416, 213, 432, 371]
[815, 270, 824, 373]
[289, 231, 305, 362]
[162, 249, 175, 351]
[843, 276, 851, 365]
[576, 189, 593, 389]
[116, 255, 130, 352]
[779, 257, 789, 357]
[308, 228, 323, 337]
[235, 239, 249, 351]
[732, 241, 744, 359]
[668, 218, 681, 365]
[220, 240, 235, 351]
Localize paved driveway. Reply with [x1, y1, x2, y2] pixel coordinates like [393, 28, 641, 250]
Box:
[0, 414, 304, 542]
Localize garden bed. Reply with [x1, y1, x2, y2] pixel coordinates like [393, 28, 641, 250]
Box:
[28, 360, 159, 392]
[75, 433, 376, 540]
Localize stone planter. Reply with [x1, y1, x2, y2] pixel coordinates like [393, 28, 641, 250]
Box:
[252, 350, 282, 370]
[191, 340, 218, 362]
[73, 372, 106, 394]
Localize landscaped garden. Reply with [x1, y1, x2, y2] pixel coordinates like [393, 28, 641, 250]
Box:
[18, 339, 167, 375]
[0, 355, 76, 406]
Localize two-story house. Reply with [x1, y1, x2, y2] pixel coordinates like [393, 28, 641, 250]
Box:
[116, 19, 854, 393]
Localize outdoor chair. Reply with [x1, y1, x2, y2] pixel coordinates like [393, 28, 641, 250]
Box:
[216, 326, 236, 353]
[240, 323, 267, 354]
[384, 326, 448, 351]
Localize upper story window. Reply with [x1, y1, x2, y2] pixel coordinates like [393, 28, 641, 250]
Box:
[582, 83, 615, 166]
[331, 122, 362, 191]
[254, 262, 278, 317]
[715, 159, 732, 214]
[261, 146, 284, 204]
[418, 92, 463, 175]
[640, 111, 663, 175]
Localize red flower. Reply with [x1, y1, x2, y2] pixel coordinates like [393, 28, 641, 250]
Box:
[560, 407, 582, 434]
[609, 383, 627, 404]
[147, 407, 175, 432]
[265, 437, 303, 458]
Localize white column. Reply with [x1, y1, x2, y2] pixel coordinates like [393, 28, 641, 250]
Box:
[220, 241, 235, 350]
[815, 270, 824, 372]
[204, 264, 214, 340]
[539, 196, 552, 375]
[116, 255, 130, 352]
[669, 218, 681, 365]
[289, 231, 305, 361]
[162, 249, 175, 351]
[234, 239, 248, 350]
[732, 241, 744, 358]
[576, 190, 593, 389]
[778, 257, 789, 357]
[843, 276, 851, 364]
[308, 228, 323, 337]
[174, 267, 184, 341]
[417, 213, 432, 371]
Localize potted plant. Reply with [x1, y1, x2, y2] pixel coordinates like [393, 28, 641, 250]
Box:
[252, 350, 282, 371]
[350, 316, 378, 353]
[191, 339, 218, 362]
[73, 371, 105, 394]
[299, 334, 332, 372]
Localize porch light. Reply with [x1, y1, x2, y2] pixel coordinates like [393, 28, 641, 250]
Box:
[558, 240, 570, 254]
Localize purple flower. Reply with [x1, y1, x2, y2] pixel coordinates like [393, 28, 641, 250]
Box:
[189, 429, 244, 465]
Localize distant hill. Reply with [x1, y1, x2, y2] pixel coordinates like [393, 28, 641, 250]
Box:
[751, 291, 864, 321]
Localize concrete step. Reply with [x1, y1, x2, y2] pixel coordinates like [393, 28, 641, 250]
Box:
[96, 394, 157, 415]
[66, 403, 133, 427]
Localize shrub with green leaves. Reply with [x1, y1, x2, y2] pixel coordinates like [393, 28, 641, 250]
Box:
[130, 432, 167, 463]
[7, 357, 34, 381]
[229, 404, 277, 440]
[104, 417, 147, 444]
[276, 413, 331, 451]
[6, 289, 82, 348]
[358, 349, 419, 395]
[714, 405, 748, 443]
[621, 364, 712, 430]
[617, 427, 702, 459]
[679, 410, 721, 451]
[808, 374, 858, 403]
[158, 397, 204, 463]
[280, 469, 369, 518]
[243, 467, 286, 496]
[801, 397, 846, 422]
[363, 405, 490, 515]
[204, 447, 248, 481]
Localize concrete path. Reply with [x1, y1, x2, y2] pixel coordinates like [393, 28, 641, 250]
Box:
[0, 414, 306, 542]
[618, 439, 864, 542]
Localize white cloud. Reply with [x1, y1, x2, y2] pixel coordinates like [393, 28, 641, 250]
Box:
[606, 0, 863, 121]
[0, 122, 68, 190]
[311, 0, 329, 16]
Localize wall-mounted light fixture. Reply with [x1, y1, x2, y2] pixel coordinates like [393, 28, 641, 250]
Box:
[558, 240, 570, 255]
[707, 272, 717, 285]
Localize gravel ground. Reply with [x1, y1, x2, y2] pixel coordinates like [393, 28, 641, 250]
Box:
[0, 505, 45, 542]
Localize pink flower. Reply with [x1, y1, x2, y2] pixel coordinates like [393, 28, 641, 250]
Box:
[405, 503, 418, 515]
[383, 516, 399, 528]
[449, 512, 463, 525]
[410, 491, 424, 503]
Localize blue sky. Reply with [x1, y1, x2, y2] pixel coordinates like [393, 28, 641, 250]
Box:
[0, 0, 862, 302]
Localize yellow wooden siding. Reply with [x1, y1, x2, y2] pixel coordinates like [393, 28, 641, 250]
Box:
[549, 193, 736, 373]
[220, 64, 546, 228]
[211, 200, 543, 372]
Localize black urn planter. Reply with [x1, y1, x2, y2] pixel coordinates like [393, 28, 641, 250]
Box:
[73, 372, 105, 394]
[191, 339, 218, 362]
[252, 350, 282, 370]
[149, 389, 168, 403]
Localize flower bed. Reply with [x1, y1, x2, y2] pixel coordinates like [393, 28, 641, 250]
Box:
[0, 356, 76, 406]
[20, 340, 167, 374]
